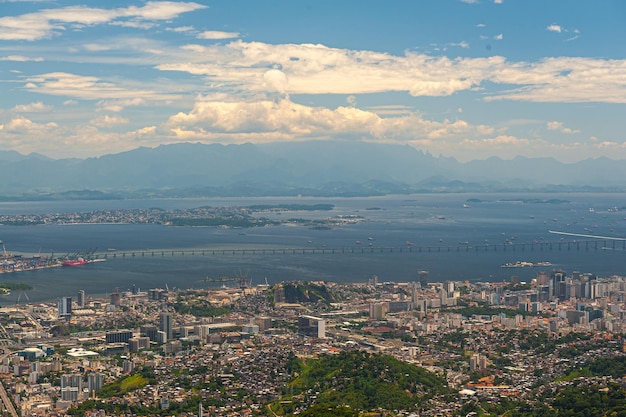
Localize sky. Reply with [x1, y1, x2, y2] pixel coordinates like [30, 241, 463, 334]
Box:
[0, 1, 625, 162]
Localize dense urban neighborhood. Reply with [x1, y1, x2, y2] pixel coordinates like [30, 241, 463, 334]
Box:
[0, 268, 625, 416]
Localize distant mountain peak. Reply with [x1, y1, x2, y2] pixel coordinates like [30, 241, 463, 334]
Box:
[0, 141, 624, 197]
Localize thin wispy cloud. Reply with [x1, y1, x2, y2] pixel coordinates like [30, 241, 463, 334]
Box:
[547, 24, 581, 41]
[450, 41, 470, 49]
[0, 55, 43, 62]
[12, 101, 52, 112]
[197, 31, 240, 40]
[0, 2, 206, 41]
[167, 26, 194, 33]
[90, 114, 129, 127]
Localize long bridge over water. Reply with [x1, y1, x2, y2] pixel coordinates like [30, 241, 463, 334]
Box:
[94, 238, 626, 259]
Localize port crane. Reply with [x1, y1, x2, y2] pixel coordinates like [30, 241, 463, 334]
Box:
[203, 276, 238, 283]
[0, 241, 10, 259]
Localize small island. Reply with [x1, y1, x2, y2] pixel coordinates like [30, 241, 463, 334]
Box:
[0, 205, 343, 229]
[0, 282, 33, 295]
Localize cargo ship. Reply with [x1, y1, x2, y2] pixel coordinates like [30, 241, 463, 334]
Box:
[62, 257, 105, 267]
[62, 258, 89, 267]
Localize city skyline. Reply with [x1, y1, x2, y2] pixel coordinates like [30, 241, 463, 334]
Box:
[0, 0, 625, 162]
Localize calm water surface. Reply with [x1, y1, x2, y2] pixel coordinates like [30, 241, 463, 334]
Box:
[0, 193, 624, 303]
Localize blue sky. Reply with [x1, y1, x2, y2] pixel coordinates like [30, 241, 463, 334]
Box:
[0, 0, 625, 162]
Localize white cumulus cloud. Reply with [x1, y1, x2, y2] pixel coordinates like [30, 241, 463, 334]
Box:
[547, 24, 562, 33]
[262, 69, 288, 93]
[547, 121, 580, 134]
[164, 97, 494, 145]
[2, 116, 58, 133]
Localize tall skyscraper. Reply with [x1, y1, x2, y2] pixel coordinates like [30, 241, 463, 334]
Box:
[551, 269, 567, 300]
[87, 373, 103, 396]
[110, 291, 121, 307]
[418, 270, 429, 288]
[61, 373, 82, 401]
[77, 290, 85, 308]
[58, 297, 72, 320]
[159, 312, 173, 341]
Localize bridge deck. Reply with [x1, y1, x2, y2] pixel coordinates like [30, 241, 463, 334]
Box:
[95, 239, 626, 259]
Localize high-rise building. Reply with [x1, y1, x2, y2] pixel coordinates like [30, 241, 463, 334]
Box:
[418, 270, 429, 288]
[469, 353, 490, 373]
[297, 315, 326, 338]
[87, 373, 103, 397]
[77, 290, 85, 308]
[61, 374, 82, 401]
[369, 302, 388, 320]
[174, 326, 189, 339]
[255, 316, 272, 331]
[149, 288, 166, 300]
[129, 337, 151, 352]
[123, 359, 134, 374]
[110, 291, 121, 307]
[536, 271, 549, 286]
[551, 270, 567, 300]
[195, 324, 210, 342]
[141, 325, 159, 342]
[58, 297, 72, 320]
[156, 330, 167, 344]
[105, 330, 133, 344]
[159, 312, 173, 341]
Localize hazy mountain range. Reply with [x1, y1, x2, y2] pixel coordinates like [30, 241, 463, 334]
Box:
[1, 141, 624, 200]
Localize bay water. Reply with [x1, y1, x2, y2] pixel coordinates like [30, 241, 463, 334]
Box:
[0, 193, 624, 304]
